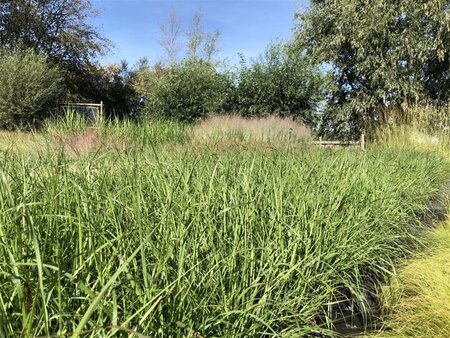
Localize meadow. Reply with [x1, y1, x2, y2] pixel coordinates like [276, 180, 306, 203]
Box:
[0, 115, 449, 337]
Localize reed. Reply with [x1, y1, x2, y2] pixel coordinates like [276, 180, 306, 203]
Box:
[0, 133, 448, 336]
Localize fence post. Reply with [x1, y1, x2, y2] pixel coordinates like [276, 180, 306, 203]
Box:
[100, 101, 104, 119]
[360, 132, 365, 150]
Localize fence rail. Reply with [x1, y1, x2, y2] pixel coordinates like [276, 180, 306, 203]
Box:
[312, 133, 365, 150]
[61, 101, 104, 121]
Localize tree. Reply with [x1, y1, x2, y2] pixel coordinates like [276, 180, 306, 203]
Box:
[0, 0, 109, 99]
[295, 0, 450, 136]
[94, 61, 140, 119]
[0, 48, 62, 128]
[136, 10, 228, 122]
[237, 43, 325, 127]
[131, 58, 166, 116]
[158, 12, 182, 66]
[186, 11, 221, 63]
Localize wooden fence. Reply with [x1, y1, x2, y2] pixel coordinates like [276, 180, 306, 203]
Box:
[61, 101, 104, 121]
[312, 133, 366, 150]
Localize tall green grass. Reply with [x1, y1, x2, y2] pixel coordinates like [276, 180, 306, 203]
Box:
[96, 118, 190, 146]
[367, 109, 450, 337]
[373, 105, 450, 154]
[43, 110, 190, 147]
[43, 109, 90, 136]
[0, 143, 448, 336]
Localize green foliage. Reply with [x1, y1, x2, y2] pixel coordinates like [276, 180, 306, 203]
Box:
[237, 43, 325, 126]
[296, 0, 450, 135]
[0, 0, 109, 101]
[131, 59, 165, 109]
[0, 142, 448, 336]
[0, 48, 62, 129]
[186, 11, 221, 63]
[136, 43, 326, 126]
[94, 61, 140, 118]
[143, 58, 233, 122]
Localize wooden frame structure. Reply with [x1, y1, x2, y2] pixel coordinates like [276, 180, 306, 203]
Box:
[61, 101, 104, 121]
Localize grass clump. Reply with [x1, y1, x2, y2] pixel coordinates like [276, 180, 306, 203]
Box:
[43, 109, 90, 136]
[38, 113, 190, 155]
[373, 105, 450, 154]
[371, 218, 450, 338]
[191, 115, 311, 149]
[0, 142, 448, 336]
[96, 117, 190, 146]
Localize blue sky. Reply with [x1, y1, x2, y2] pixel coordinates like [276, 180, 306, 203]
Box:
[91, 0, 309, 67]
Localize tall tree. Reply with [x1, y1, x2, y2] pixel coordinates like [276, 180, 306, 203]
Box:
[296, 0, 449, 135]
[158, 12, 182, 66]
[0, 0, 109, 99]
[186, 10, 220, 63]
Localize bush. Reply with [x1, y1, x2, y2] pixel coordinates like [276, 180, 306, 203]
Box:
[236, 43, 325, 126]
[92, 62, 141, 119]
[0, 48, 62, 129]
[143, 58, 233, 123]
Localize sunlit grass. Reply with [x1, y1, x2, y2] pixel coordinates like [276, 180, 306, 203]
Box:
[366, 117, 450, 337]
[373, 104, 450, 155]
[28, 112, 191, 156]
[369, 217, 450, 338]
[0, 134, 448, 336]
[1, 110, 449, 336]
[191, 115, 312, 149]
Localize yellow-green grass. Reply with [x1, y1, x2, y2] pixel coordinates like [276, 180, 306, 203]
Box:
[0, 131, 41, 153]
[368, 217, 450, 338]
[373, 104, 450, 155]
[365, 106, 450, 337]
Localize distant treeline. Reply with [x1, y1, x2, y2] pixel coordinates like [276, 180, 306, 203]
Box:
[0, 0, 448, 136]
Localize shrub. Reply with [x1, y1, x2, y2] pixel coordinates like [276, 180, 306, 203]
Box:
[143, 58, 233, 123]
[0, 48, 62, 129]
[93, 61, 141, 119]
[236, 43, 325, 126]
